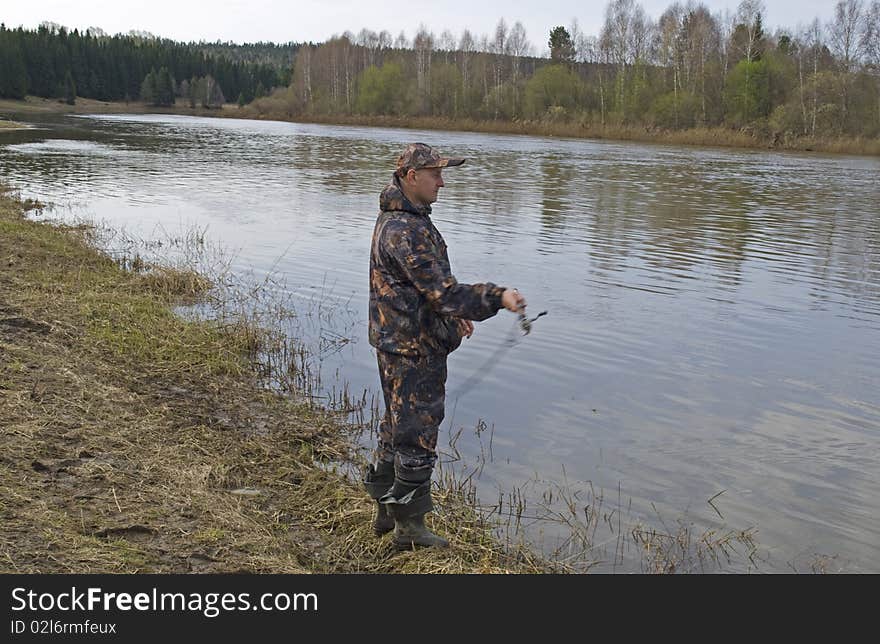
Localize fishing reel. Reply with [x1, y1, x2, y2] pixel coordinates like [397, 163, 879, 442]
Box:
[517, 309, 547, 335]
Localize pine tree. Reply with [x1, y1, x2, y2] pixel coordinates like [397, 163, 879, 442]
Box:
[548, 26, 575, 64]
[0, 43, 29, 99]
[64, 69, 76, 104]
[189, 76, 200, 108]
[753, 13, 765, 61]
[140, 69, 157, 104]
[155, 66, 174, 106]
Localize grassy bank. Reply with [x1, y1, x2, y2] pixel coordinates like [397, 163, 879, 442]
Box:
[244, 110, 880, 156]
[0, 118, 28, 130]
[0, 96, 240, 118]
[0, 185, 551, 573]
[3, 95, 878, 156]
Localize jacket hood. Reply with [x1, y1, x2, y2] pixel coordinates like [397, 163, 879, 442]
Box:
[379, 173, 432, 217]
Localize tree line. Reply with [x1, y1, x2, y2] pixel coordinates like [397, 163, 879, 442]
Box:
[267, 0, 879, 141]
[3, 2, 878, 142]
[0, 23, 292, 106]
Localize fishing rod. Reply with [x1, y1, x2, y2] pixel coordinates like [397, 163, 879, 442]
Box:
[448, 307, 548, 399]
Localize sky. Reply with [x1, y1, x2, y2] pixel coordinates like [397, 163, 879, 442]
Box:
[3, 1, 841, 54]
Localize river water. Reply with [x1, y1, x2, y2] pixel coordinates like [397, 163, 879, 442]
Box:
[2, 112, 878, 572]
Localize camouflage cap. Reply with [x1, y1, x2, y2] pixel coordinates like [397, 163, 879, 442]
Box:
[395, 142, 466, 176]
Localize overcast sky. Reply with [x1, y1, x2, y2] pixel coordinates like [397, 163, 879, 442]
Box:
[3, 1, 841, 53]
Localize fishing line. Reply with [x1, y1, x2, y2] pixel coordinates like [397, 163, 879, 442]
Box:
[448, 310, 548, 399]
[443, 309, 547, 442]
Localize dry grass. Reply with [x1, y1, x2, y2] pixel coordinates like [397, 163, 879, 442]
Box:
[0, 119, 28, 130]
[241, 104, 880, 156]
[0, 96, 238, 118]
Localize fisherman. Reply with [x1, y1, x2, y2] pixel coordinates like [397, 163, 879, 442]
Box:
[363, 142, 527, 549]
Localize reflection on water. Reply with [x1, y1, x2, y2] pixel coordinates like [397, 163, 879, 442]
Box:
[2, 111, 879, 571]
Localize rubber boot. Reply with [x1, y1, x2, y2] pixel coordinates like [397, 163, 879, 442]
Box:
[362, 460, 395, 536]
[391, 509, 449, 550]
[380, 471, 449, 550]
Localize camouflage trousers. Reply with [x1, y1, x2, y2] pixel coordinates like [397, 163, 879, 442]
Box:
[375, 349, 447, 475]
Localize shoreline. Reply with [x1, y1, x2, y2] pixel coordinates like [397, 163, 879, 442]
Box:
[0, 184, 552, 574]
[2, 96, 878, 157]
[0, 119, 30, 131]
[244, 111, 880, 157]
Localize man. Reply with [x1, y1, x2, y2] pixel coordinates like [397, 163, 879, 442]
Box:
[363, 142, 527, 550]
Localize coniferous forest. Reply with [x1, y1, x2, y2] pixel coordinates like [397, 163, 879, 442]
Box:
[0, 23, 293, 106]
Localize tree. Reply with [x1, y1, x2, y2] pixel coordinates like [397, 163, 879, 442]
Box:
[829, 0, 865, 72]
[725, 58, 770, 123]
[490, 18, 509, 118]
[601, 0, 646, 119]
[727, 0, 767, 128]
[657, 2, 685, 100]
[732, 0, 766, 64]
[64, 69, 76, 104]
[864, 1, 880, 65]
[627, 2, 654, 118]
[188, 76, 199, 108]
[202, 75, 225, 108]
[437, 29, 456, 64]
[237, 91, 246, 108]
[290, 45, 313, 110]
[0, 43, 28, 99]
[140, 69, 156, 104]
[652, 90, 700, 128]
[457, 29, 476, 112]
[413, 25, 434, 113]
[862, 1, 880, 128]
[524, 63, 582, 118]
[140, 67, 173, 106]
[548, 26, 575, 63]
[508, 21, 531, 116]
[805, 19, 827, 135]
[155, 67, 175, 106]
[683, 5, 721, 124]
[828, 0, 866, 126]
[356, 63, 406, 115]
[430, 63, 463, 116]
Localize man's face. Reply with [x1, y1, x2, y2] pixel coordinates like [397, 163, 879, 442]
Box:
[406, 167, 445, 205]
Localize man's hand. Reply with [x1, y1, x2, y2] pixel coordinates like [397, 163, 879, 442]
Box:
[501, 288, 527, 313]
[458, 318, 474, 339]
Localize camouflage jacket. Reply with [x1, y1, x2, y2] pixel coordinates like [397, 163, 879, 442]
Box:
[369, 173, 506, 357]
